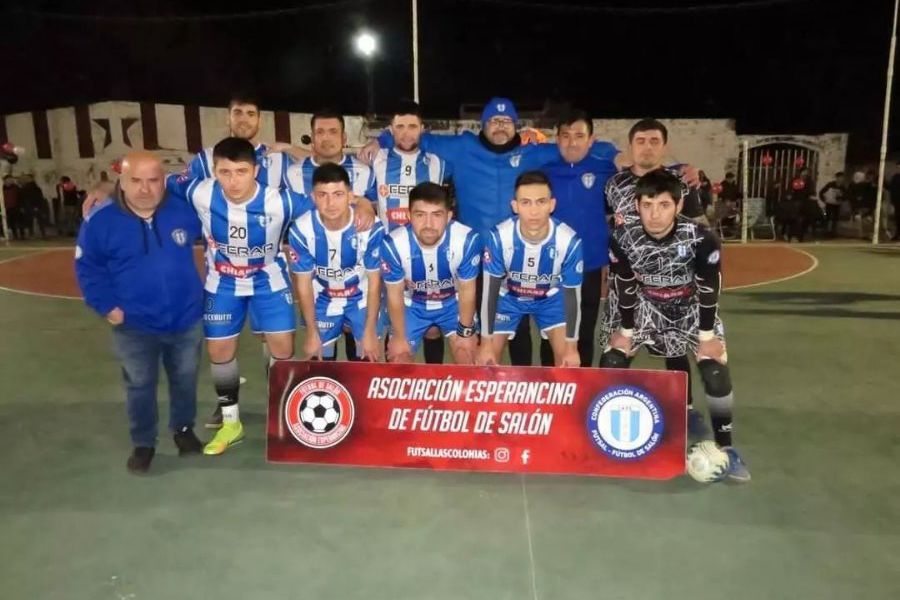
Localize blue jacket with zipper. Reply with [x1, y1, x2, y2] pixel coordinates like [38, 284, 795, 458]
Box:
[75, 195, 203, 334]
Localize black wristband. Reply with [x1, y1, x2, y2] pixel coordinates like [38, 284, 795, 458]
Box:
[456, 322, 476, 338]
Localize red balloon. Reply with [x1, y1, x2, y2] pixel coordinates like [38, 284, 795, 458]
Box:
[761, 154, 774, 166]
[794, 156, 805, 168]
[791, 178, 806, 191]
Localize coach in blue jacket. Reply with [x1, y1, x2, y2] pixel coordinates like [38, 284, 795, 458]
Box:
[362, 98, 620, 365]
[75, 151, 204, 474]
[540, 110, 619, 368]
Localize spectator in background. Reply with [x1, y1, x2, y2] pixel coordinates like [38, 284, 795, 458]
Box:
[792, 168, 821, 242]
[889, 161, 900, 241]
[19, 173, 49, 239]
[698, 170, 713, 215]
[3, 175, 25, 240]
[719, 172, 740, 204]
[819, 172, 846, 238]
[56, 176, 80, 236]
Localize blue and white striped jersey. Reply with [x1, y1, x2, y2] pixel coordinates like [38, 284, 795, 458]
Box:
[287, 209, 385, 314]
[380, 221, 481, 310]
[166, 175, 313, 296]
[283, 155, 376, 200]
[188, 143, 290, 190]
[483, 217, 583, 299]
[371, 148, 450, 231]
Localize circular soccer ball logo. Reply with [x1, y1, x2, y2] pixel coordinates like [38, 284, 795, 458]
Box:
[284, 377, 355, 449]
[586, 385, 664, 461]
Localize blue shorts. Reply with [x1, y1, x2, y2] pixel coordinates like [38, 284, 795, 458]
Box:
[403, 302, 458, 353]
[494, 293, 565, 339]
[311, 299, 384, 358]
[203, 289, 296, 339]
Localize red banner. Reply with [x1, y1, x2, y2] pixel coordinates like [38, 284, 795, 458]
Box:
[267, 361, 688, 480]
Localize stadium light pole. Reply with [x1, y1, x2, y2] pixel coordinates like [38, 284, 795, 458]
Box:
[412, 0, 420, 103]
[354, 30, 378, 117]
[873, 0, 899, 244]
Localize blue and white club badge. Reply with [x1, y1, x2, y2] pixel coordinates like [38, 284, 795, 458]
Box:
[587, 385, 664, 460]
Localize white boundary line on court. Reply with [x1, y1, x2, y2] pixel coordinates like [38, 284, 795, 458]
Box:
[0, 243, 837, 301]
[723, 246, 820, 292]
[520, 475, 540, 600]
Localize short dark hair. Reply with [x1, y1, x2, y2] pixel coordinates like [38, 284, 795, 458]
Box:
[514, 170, 552, 193]
[557, 109, 593, 135]
[312, 163, 351, 188]
[409, 182, 449, 209]
[634, 169, 683, 203]
[628, 118, 668, 144]
[213, 137, 257, 165]
[228, 93, 260, 110]
[392, 100, 423, 121]
[836, 171, 845, 177]
[311, 109, 345, 133]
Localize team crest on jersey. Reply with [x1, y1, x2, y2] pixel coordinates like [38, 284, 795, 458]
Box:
[510, 154, 522, 168]
[677, 245, 688, 257]
[350, 237, 358, 250]
[707, 250, 720, 264]
[171, 228, 188, 246]
[547, 247, 557, 260]
[581, 173, 596, 189]
[258, 214, 273, 228]
[283, 376, 355, 449]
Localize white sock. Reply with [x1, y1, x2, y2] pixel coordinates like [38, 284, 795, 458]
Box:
[221, 403, 240, 423]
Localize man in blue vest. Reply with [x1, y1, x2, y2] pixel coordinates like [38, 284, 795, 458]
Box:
[75, 152, 205, 474]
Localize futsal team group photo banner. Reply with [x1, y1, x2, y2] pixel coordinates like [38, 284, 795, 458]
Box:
[267, 361, 688, 480]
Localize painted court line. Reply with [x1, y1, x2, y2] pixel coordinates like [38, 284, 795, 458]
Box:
[520, 475, 540, 600]
[724, 247, 820, 292]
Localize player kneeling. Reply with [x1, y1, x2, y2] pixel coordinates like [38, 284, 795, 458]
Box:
[290, 164, 385, 361]
[478, 171, 583, 367]
[381, 182, 481, 364]
[599, 169, 750, 483]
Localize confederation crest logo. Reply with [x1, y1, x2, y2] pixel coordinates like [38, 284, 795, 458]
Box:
[171, 228, 188, 246]
[581, 173, 596, 189]
[496, 103, 507, 113]
[586, 385, 664, 461]
[510, 154, 522, 168]
[284, 377, 355, 449]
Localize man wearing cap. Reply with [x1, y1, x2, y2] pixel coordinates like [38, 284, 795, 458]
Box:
[359, 97, 621, 365]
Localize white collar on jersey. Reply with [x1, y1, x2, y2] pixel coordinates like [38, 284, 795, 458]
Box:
[516, 218, 556, 247]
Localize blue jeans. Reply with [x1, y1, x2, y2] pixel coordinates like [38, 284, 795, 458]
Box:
[112, 323, 202, 447]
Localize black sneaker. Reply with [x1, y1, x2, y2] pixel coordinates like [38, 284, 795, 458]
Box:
[127, 447, 155, 474]
[205, 405, 223, 429]
[173, 427, 203, 456]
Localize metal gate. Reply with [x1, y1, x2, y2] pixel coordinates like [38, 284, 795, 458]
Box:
[739, 143, 820, 215]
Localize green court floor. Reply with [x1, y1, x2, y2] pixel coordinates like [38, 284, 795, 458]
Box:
[0, 245, 897, 600]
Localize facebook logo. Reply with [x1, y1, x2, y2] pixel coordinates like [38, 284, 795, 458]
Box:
[520, 449, 530, 465]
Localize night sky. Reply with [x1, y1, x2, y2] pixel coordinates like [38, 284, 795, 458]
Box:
[2, 0, 897, 161]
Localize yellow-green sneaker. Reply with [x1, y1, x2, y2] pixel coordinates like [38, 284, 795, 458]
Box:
[203, 421, 244, 455]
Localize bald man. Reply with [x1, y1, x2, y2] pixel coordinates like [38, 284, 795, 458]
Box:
[75, 152, 205, 474]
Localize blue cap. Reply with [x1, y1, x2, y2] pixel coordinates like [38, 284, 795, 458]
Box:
[481, 97, 518, 125]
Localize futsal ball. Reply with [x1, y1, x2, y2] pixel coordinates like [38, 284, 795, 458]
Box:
[686, 441, 730, 483]
[299, 392, 341, 434]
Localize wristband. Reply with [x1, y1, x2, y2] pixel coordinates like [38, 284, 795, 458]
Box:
[620, 328, 634, 338]
[697, 330, 715, 342]
[457, 322, 476, 338]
